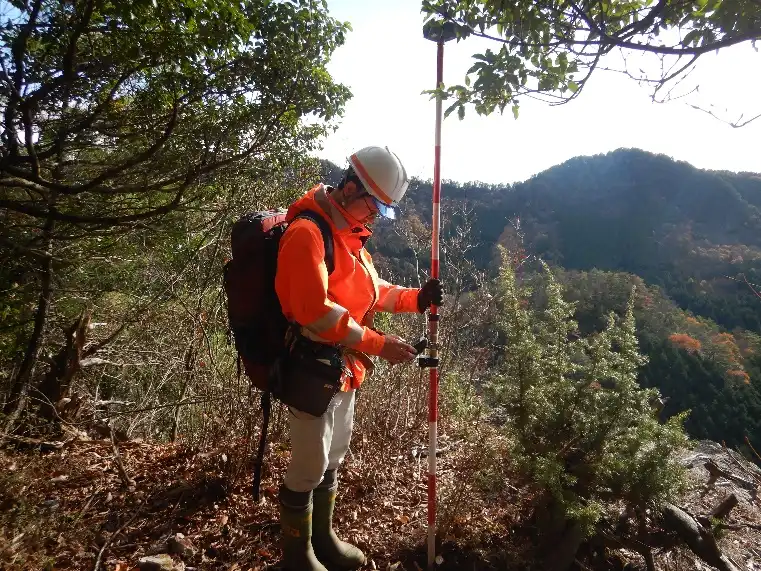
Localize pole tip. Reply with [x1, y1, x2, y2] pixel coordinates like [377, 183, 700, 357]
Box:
[422, 19, 458, 43]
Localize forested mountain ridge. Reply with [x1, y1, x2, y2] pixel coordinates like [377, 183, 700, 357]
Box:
[475, 149, 761, 333]
[324, 148, 761, 333]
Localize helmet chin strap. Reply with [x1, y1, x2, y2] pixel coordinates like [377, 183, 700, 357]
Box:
[326, 186, 375, 228]
[346, 201, 376, 228]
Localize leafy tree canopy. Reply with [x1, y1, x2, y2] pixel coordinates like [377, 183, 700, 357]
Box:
[421, 0, 761, 121]
[0, 0, 351, 228]
[0, 0, 350, 433]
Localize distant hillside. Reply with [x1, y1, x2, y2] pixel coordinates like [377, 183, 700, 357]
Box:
[480, 149, 761, 333]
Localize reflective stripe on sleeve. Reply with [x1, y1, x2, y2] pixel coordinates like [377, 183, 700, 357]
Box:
[304, 304, 348, 334]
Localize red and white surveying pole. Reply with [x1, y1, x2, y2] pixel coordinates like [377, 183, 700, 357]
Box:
[422, 19, 456, 570]
[427, 39, 443, 568]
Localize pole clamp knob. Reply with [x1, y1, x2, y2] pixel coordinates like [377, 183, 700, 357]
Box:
[418, 357, 439, 369]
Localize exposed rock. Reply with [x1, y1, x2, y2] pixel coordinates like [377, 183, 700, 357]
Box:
[606, 440, 761, 571]
[663, 440, 761, 568]
[168, 533, 197, 560]
[138, 553, 184, 571]
[144, 533, 197, 561]
[680, 440, 761, 504]
[39, 498, 60, 511]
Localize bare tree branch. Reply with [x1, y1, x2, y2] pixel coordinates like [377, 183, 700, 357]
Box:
[62, 0, 95, 86]
[616, 0, 669, 40]
[691, 106, 761, 129]
[77, 98, 180, 192]
[109, 422, 136, 489]
[5, 0, 43, 158]
[0, 183, 188, 225]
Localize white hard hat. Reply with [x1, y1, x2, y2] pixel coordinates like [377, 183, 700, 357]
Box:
[349, 146, 409, 219]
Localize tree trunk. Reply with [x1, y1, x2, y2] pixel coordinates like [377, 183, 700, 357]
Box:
[710, 493, 739, 521]
[172, 342, 196, 442]
[37, 312, 90, 421]
[2, 215, 55, 440]
[661, 503, 741, 571]
[535, 497, 585, 571]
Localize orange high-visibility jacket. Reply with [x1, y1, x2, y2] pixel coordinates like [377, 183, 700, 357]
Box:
[275, 184, 421, 390]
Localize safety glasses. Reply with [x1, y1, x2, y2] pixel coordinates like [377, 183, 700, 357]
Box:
[359, 190, 397, 220]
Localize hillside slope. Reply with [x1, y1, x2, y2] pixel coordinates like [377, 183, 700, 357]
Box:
[365, 148, 761, 333]
[493, 149, 761, 333]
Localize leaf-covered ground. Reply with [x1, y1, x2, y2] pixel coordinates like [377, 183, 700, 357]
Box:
[0, 424, 528, 571]
[2, 431, 760, 571]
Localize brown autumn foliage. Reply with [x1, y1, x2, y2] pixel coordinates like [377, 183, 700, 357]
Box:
[668, 333, 702, 354]
[727, 369, 752, 385]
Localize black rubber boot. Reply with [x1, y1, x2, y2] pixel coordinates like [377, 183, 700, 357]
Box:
[278, 485, 328, 571]
[311, 470, 366, 570]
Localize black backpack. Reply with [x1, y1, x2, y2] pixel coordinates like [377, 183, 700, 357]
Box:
[223, 207, 334, 499]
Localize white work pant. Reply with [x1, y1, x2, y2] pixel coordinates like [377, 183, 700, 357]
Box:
[283, 389, 356, 492]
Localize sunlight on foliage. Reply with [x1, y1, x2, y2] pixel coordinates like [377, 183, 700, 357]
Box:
[486, 249, 688, 537]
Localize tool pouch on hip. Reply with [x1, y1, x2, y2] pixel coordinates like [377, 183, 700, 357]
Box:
[271, 331, 345, 417]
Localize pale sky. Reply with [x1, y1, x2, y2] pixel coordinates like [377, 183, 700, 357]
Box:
[318, 0, 761, 185]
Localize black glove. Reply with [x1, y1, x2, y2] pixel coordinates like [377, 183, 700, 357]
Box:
[417, 278, 444, 312]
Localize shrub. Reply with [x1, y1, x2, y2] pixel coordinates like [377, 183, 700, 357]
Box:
[486, 252, 688, 547]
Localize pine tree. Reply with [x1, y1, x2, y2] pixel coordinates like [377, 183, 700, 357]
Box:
[487, 250, 688, 555]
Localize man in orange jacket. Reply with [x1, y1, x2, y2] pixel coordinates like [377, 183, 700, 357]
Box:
[274, 146, 443, 571]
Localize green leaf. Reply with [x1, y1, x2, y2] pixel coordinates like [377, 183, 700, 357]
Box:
[683, 29, 701, 47]
[444, 100, 460, 118]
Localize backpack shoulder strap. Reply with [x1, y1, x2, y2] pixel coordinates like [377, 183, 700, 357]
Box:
[294, 209, 335, 275]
